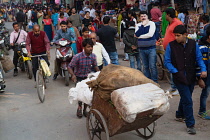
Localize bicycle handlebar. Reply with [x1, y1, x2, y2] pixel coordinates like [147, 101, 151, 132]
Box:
[30, 54, 47, 58]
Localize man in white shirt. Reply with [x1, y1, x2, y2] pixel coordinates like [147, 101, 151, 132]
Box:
[89, 4, 96, 18]
[27, 7, 32, 21]
[89, 33, 110, 70]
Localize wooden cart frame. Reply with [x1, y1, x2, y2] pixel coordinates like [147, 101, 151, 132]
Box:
[86, 93, 162, 140]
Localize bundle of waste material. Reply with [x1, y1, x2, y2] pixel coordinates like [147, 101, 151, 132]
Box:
[111, 83, 170, 123]
[1, 56, 15, 73]
[68, 72, 100, 105]
[86, 64, 159, 101]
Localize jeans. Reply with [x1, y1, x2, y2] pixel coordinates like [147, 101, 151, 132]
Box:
[129, 53, 141, 71]
[107, 51, 119, 65]
[31, 53, 49, 81]
[199, 78, 210, 114]
[154, 22, 161, 40]
[176, 83, 195, 127]
[18, 22, 26, 31]
[139, 47, 158, 83]
[170, 73, 177, 90]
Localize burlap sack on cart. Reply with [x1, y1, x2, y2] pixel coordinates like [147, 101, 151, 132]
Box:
[111, 83, 170, 123]
[0, 56, 15, 73]
[86, 64, 159, 101]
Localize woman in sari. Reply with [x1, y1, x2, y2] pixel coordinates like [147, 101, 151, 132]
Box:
[43, 15, 54, 41]
[37, 9, 44, 31]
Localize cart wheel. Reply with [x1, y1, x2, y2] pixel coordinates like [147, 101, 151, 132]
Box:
[86, 109, 110, 140]
[136, 122, 156, 140]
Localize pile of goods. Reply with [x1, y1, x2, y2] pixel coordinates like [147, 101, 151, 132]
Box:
[69, 64, 170, 123]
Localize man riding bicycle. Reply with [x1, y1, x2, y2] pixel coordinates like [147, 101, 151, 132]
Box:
[51, 21, 76, 80]
[10, 22, 28, 76]
[26, 25, 50, 85]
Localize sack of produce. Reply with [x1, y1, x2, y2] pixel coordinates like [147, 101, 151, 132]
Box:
[1, 56, 15, 73]
[86, 64, 159, 101]
[111, 83, 170, 123]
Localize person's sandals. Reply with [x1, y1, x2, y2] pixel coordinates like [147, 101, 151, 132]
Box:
[77, 106, 83, 118]
[187, 126, 196, 135]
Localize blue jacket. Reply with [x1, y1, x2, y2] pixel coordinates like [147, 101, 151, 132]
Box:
[52, 28, 76, 42]
[196, 37, 210, 76]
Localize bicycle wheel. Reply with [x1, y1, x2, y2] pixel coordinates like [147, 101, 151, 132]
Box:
[157, 53, 164, 80]
[36, 70, 45, 103]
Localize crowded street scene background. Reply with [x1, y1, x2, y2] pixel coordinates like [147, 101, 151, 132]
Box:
[0, 0, 210, 139]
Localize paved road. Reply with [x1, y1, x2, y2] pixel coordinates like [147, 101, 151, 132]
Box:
[0, 22, 210, 140]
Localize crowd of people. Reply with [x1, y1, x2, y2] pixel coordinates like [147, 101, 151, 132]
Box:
[6, 0, 210, 136]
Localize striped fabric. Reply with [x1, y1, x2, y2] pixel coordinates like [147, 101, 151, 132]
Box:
[196, 45, 209, 76]
[68, 52, 97, 78]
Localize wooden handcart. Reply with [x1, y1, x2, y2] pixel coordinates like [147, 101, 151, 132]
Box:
[86, 93, 162, 140]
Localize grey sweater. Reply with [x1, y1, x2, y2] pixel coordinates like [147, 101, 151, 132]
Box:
[68, 14, 82, 27]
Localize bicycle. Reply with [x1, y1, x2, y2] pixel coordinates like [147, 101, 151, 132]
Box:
[31, 54, 50, 103]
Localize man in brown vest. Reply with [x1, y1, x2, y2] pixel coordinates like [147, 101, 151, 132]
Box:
[26, 25, 50, 82]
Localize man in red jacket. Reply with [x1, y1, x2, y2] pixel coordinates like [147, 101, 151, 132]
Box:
[26, 25, 50, 81]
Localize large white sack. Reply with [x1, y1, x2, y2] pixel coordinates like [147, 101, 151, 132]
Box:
[68, 72, 100, 105]
[111, 83, 170, 123]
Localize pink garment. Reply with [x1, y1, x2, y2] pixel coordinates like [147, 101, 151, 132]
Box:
[43, 19, 52, 25]
[55, 0, 60, 5]
[150, 8, 162, 22]
[10, 30, 28, 44]
[58, 17, 67, 22]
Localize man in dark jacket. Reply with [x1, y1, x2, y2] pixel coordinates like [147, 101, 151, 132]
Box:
[15, 9, 26, 31]
[196, 26, 210, 120]
[164, 25, 207, 134]
[123, 21, 141, 70]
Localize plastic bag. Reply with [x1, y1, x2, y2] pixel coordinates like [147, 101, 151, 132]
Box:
[68, 72, 100, 105]
[28, 21, 33, 29]
[40, 59, 51, 77]
[111, 83, 170, 123]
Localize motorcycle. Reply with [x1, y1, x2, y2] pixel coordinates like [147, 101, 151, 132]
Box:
[0, 29, 10, 54]
[54, 38, 73, 86]
[0, 19, 10, 54]
[0, 45, 6, 93]
[14, 42, 33, 79]
[0, 32, 8, 55]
